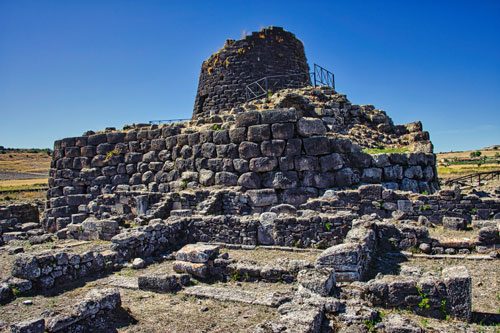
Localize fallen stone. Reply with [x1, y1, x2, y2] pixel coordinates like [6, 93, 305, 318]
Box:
[10, 318, 45, 333]
[175, 243, 220, 263]
[297, 268, 336, 296]
[173, 261, 209, 279]
[132, 258, 146, 269]
[138, 273, 190, 293]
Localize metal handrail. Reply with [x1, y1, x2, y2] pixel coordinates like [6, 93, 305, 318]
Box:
[245, 63, 335, 101]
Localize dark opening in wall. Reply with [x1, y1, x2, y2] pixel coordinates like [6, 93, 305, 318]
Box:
[197, 94, 208, 115]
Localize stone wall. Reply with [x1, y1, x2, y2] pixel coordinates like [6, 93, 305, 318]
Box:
[303, 184, 500, 223]
[365, 266, 472, 321]
[0, 203, 39, 225]
[192, 27, 310, 118]
[44, 109, 439, 231]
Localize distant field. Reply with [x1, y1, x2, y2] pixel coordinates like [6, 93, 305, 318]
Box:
[0, 151, 50, 202]
[436, 148, 500, 179]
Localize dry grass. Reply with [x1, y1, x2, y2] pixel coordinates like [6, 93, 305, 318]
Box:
[221, 248, 320, 263]
[437, 149, 499, 160]
[0, 152, 51, 174]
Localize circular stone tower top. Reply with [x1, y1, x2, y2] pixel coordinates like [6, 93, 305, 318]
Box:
[192, 27, 310, 119]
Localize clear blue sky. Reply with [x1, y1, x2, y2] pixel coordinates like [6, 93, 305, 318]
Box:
[1, 0, 499, 152]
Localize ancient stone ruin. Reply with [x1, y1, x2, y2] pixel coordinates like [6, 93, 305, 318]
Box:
[1, 27, 499, 333]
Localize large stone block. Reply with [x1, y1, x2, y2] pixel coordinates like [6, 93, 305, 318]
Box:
[138, 273, 190, 293]
[175, 243, 220, 263]
[249, 157, 278, 172]
[297, 268, 336, 296]
[297, 118, 326, 137]
[303, 136, 331, 155]
[247, 189, 278, 207]
[442, 216, 466, 230]
[442, 266, 472, 321]
[261, 109, 299, 124]
[238, 141, 261, 159]
[173, 261, 209, 279]
[261, 140, 286, 157]
[235, 111, 261, 127]
[271, 123, 295, 140]
[247, 124, 271, 142]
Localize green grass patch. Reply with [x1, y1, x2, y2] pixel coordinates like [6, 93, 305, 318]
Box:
[362, 146, 410, 154]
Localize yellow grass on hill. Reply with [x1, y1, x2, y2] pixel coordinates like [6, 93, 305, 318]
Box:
[0, 178, 48, 191]
[0, 152, 51, 174]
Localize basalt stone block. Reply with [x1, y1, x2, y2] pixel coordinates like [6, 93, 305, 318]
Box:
[216, 144, 238, 159]
[173, 261, 209, 279]
[138, 273, 190, 293]
[319, 153, 343, 172]
[297, 268, 336, 296]
[361, 168, 383, 183]
[389, 153, 408, 165]
[238, 172, 261, 189]
[125, 152, 143, 164]
[247, 189, 278, 207]
[215, 171, 238, 186]
[267, 171, 299, 189]
[176, 243, 220, 263]
[261, 109, 298, 124]
[10, 318, 45, 333]
[423, 166, 435, 181]
[106, 132, 125, 144]
[81, 146, 96, 157]
[239, 141, 261, 159]
[65, 147, 80, 158]
[281, 187, 317, 206]
[350, 152, 372, 168]
[271, 123, 294, 140]
[442, 266, 472, 321]
[201, 143, 217, 158]
[87, 133, 107, 146]
[335, 168, 356, 187]
[443, 216, 466, 230]
[248, 124, 271, 142]
[125, 130, 137, 142]
[303, 136, 331, 155]
[297, 117, 326, 137]
[199, 169, 215, 186]
[12, 255, 41, 280]
[279, 156, 294, 171]
[165, 136, 177, 149]
[249, 157, 278, 172]
[235, 111, 260, 127]
[372, 154, 391, 167]
[233, 159, 249, 173]
[0, 283, 13, 304]
[229, 127, 247, 143]
[261, 140, 286, 157]
[404, 166, 423, 179]
[285, 138, 302, 156]
[401, 178, 419, 193]
[294, 156, 318, 171]
[151, 138, 166, 151]
[358, 184, 383, 200]
[213, 130, 230, 144]
[384, 165, 403, 181]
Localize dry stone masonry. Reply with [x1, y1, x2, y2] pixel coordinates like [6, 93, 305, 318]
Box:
[1, 27, 499, 332]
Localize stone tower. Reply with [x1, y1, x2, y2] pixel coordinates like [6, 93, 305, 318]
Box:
[192, 27, 310, 119]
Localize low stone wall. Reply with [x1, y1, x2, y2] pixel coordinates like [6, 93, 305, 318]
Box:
[315, 221, 377, 282]
[10, 288, 121, 333]
[0, 203, 39, 224]
[303, 184, 500, 223]
[11, 249, 117, 291]
[0, 203, 42, 245]
[43, 108, 439, 231]
[364, 266, 472, 321]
